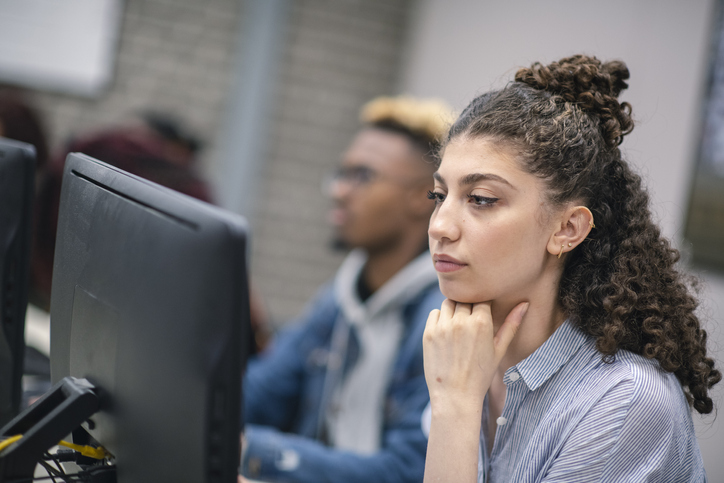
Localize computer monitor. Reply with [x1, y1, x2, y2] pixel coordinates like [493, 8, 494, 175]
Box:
[47, 153, 250, 482]
[0, 137, 35, 428]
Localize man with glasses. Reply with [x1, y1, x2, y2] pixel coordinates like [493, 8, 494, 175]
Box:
[240, 96, 452, 483]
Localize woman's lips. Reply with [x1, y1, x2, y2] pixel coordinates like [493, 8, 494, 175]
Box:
[433, 254, 467, 273]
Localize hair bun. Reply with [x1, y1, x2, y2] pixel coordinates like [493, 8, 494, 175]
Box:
[515, 55, 634, 146]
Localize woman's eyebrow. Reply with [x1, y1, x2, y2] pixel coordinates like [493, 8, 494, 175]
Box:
[460, 172, 515, 189]
[432, 171, 447, 186]
[433, 171, 515, 189]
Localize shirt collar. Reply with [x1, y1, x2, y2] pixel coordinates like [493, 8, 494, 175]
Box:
[513, 320, 590, 391]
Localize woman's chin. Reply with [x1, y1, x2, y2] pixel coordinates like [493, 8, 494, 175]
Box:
[440, 285, 489, 304]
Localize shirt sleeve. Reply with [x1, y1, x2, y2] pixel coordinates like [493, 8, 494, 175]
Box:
[540, 377, 633, 482]
[244, 284, 337, 430]
[542, 368, 704, 483]
[598, 373, 705, 483]
[243, 324, 309, 430]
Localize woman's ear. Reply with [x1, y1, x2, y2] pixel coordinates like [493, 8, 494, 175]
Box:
[546, 206, 594, 259]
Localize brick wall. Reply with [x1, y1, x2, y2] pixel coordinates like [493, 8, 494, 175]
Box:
[22, 0, 414, 325]
[31, 0, 240, 172]
[250, 0, 414, 323]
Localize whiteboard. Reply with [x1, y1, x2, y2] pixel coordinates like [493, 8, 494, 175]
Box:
[0, 0, 123, 97]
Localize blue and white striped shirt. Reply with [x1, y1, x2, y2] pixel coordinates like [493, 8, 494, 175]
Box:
[476, 320, 705, 482]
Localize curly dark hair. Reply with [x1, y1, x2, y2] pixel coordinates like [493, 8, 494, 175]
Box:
[446, 54, 721, 414]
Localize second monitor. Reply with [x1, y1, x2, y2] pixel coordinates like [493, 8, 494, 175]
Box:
[49, 153, 250, 483]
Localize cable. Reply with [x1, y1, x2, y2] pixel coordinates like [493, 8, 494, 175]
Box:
[2, 435, 107, 460]
[0, 434, 23, 453]
[2, 463, 108, 483]
[2, 474, 85, 483]
[37, 461, 60, 483]
[43, 452, 67, 477]
[57, 441, 108, 460]
[1, 434, 111, 482]
[43, 450, 77, 463]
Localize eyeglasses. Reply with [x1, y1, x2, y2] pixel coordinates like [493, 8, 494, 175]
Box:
[327, 166, 379, 188]
[322, 165, 428, 194]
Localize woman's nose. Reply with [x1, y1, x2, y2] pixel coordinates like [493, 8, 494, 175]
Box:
[428, 201, 460, 243]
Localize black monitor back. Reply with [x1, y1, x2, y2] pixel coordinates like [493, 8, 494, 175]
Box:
[50, 153, 249, 483]
[0, 138, 35, 428]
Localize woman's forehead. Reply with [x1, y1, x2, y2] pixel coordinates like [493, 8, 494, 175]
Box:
[437, 137, 526, 182]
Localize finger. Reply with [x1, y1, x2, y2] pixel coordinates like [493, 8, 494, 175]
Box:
[453, 301, 473, 317]
[494, 302, 529, 355]
[425, 309, 441, 333]
[440, 298, 456, 321]
[470, 302, 492, 335]
[471, 301, 492, 320]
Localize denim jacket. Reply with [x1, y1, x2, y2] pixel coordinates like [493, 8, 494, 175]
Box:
[241, 253, 443, 483]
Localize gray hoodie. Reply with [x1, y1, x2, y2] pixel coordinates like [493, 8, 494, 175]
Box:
[325, 249, 438, 454]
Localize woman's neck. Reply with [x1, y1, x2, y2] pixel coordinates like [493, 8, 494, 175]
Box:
[490, 281, 566, 374]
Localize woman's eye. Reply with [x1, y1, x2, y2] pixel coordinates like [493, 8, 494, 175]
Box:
[427, 190, 445, 204]
[468, 194, 499, 206]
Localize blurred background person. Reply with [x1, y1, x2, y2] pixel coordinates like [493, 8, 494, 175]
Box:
[31, 111, 213, 313]
[0, 85, 49, 181]
[239, 96, 451, 483]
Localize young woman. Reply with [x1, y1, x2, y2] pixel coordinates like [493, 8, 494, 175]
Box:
[422, 55, 721, 482]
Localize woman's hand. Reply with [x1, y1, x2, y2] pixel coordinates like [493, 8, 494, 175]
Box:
[424, 299, 528, 409]
[422, 299, 528, 483]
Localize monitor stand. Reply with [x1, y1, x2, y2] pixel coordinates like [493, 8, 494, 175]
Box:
[0, 377, 116, 483]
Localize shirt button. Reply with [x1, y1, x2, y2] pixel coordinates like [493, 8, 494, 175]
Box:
[508, 372, 520, 382]
[496, 416, 508, 426]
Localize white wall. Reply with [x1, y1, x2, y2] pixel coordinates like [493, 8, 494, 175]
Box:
[0, 0, 122, 97]
[400, 0, 724, 478]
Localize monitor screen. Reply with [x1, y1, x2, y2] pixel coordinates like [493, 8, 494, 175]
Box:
[0, 137, 35, 428]
[49, 153, 250, 483]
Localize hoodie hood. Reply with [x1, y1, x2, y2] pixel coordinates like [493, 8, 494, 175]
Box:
[334, 248, 438, 326]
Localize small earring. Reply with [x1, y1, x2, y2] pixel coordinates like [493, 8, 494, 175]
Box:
[568, 243, 572, 247]
[589, 220, 596, 229]
[558, 244, 565, 259]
